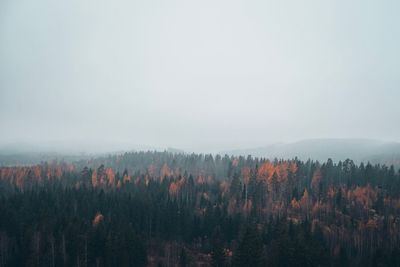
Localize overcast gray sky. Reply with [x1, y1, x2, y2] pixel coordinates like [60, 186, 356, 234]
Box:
[1, 0, 399, 152]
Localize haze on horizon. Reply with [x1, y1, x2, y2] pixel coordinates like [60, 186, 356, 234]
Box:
[1, 0, 399, 153]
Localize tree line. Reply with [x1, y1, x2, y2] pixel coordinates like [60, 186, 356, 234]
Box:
[0, 151, 400, 266]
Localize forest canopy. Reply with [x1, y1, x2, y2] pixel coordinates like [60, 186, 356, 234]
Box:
[0, 151, 400, 266]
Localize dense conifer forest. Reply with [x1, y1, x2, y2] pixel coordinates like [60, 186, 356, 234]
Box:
[1, 151, 400, 266]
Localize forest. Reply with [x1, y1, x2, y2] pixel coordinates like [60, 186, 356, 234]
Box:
[1, 151, 400, 266]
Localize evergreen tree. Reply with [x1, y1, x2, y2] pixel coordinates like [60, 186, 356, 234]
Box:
[233, 225, 264, 267]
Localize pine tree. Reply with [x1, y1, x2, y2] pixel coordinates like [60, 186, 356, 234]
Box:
[233, 225, 264, 267]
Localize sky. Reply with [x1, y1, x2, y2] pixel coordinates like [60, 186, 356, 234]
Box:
[0, 0, 399, 153]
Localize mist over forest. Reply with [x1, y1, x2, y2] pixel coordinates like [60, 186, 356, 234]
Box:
[1, 0, 399, 266]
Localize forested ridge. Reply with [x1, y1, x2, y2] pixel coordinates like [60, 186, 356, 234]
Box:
[1, 151, 400, 266]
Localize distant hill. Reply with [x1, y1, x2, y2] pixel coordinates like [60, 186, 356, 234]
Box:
[0, 142, 186, 166]
[2, 139, 399, 167]
[166, 147, 186, 154]
[221, 139, 400, 166]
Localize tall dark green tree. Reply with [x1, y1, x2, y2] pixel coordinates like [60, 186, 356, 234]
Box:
[233, 225, 264, 267]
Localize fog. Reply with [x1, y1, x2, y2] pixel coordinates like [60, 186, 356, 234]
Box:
[1, 0, 399, 153]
